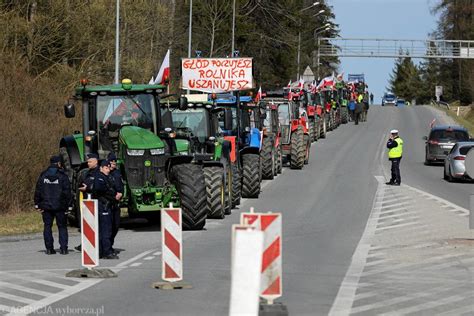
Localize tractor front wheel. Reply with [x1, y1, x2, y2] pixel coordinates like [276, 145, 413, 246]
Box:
[242, 154, 261, 198]
[261, 137, 275, 180]
[309, 118, 316, 142]
[290, 126, 305, 169]
[203, 166, 225, 219]
[231, 163, 241, 207]
[170, 164, 207, 230]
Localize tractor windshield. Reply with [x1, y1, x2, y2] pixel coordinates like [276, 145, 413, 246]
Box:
[171, 108, 209, 142]
[96, 94, 157, 151]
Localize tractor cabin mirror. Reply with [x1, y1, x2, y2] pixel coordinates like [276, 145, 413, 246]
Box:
[178, 96, 188, 111]
[64, 102, 76, 118]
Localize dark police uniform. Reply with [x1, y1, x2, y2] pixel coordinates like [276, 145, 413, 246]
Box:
[387, 133, 404, 185]
[109, 167, 123, 249]
[92, 169, 117, 258]
[34, 160, 71, 254]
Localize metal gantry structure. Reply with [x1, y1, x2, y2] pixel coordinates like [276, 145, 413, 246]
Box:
[317, 38, 474, 59]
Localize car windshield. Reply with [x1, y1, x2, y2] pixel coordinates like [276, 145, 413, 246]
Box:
[430, 129, 469, 141]
[459, 145, 474, 155]
[385, 94, 395, 100]
[171, 108, 209, 142]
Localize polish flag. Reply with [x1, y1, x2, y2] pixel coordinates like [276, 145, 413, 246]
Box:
[299, 78, 305, 90]
[287, 80, 292, 88]
[287, 80, 292, 100]
[316, 74, 334, 90]
[429, 118, 436, 128]
[153, 49, 170, 85]
[255, 86, 262, 103]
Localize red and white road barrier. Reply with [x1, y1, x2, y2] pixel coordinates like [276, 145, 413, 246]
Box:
[229, 225, 264, 316]
[240, 210, 283, 304]
[161, 206, 183, 282]
[80, 197, 99, 268]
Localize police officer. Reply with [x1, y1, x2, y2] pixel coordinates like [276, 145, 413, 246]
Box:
[107, 153, 123, 253]
[75, 153, 100, 252]
[354, 94, 364, 125]
[94, 160, 118, 259]
[386, 129, 404, 186]
[34, 156, 72, 255]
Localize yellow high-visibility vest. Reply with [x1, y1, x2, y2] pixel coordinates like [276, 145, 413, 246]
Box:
[388, 137, 403, 158]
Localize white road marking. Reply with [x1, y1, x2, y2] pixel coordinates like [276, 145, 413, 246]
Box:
[382, 294, 467, 316]
[375, 222, 425, 231]
[153, 251, 162, 256]
[0, 281, 52, 297]
[406, 186, 469, 215]
[130, 262, 142, 267]
[0, 291, 36, 304]
[143, 256, 154, 261]
[116, 249, 157, 268]
[328, 176, 385, 316]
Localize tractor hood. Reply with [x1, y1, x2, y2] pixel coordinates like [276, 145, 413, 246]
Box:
[119, 126, 165, 149]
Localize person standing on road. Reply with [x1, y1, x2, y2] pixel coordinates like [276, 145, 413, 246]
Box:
[354, 94, 363, 125]
[386, 130, 404, 186]
[107, 153, 123, 254]
[94, 160, 119, 259]
[75, 153, 100, 252]
[370, 93, 374, 105]
[34, 156, 72, 255]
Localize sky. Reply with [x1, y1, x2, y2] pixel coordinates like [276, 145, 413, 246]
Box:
[329, 0, 439, 102]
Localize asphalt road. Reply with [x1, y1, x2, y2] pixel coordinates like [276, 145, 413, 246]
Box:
[1, 105, 472, 316]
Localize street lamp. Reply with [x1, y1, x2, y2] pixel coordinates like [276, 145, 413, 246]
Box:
[297, 2, 322, 80]
[313, 9, 325, 17]
[314, 25, 334, 79]
[114, 0, 120, 84]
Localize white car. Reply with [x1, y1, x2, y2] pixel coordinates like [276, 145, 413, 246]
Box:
[444, 141, 474, 182]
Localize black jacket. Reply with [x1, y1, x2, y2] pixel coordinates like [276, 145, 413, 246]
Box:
[93, 172, 117, 211]
[34, 166, 72, 212]
[387, 137, 399, 149]
[110, 169, 124, 194]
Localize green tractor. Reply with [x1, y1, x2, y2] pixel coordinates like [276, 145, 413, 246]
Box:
[60, 79, 207, 230]
[160, 97, 233, 219]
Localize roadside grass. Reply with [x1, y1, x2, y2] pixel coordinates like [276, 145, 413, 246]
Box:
[0, 211, 46, 236]
[431, 102, 474, 135]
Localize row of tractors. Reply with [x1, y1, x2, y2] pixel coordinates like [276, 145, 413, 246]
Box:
[59, 77, 363, 231]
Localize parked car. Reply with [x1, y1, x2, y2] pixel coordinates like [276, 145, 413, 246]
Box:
[396, 99, 406, 107]
[382, 93, 396, 106]
[424, 125, 470, 164]
[444, 142, 474, 181]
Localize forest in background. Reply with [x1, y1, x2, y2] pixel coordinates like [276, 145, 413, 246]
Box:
[0, 0, 339, 213]
[389, 0, 473, 105]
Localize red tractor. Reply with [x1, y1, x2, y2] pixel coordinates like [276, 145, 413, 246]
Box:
[266, 90, 310, 169]
[259, 100, 283, 179]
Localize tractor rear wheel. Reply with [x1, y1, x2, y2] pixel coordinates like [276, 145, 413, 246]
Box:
[231, 163, 241, 207]
[203, 167, 225, 219]
[242, 154, 261, 198]
[261, 137, 274, 180]
[290, 126, 305, 169]
[321, 116, 327, 138]
[341, 107, 348, 124]
[276, 146, 283, 174]
[224, 164, 232, 215]
[170, 164, 207, 230]
[304, 135, 311, 165]
[309, 118, 316, 142]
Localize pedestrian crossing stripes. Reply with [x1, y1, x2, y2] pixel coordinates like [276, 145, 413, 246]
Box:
[330, 176, 474, 316]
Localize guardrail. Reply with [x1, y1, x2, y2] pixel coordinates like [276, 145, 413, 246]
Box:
[431, 100, 450, 110]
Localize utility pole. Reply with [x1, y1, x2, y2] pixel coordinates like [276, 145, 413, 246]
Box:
[231, 0, 236, 56]
[187, 0, 192, 94]
[297, 31, 301, 81]
[114, 0, 120, 84]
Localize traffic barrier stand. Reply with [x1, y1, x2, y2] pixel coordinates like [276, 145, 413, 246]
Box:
[67, 195, 117, 278]
[240, 209, 288, 315]
[152, 204, 192, 290]
[229, 223, 264, 316]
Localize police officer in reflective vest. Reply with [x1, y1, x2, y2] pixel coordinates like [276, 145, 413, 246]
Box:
[386, 129, 403, 185]
[34, 155, 72, 255]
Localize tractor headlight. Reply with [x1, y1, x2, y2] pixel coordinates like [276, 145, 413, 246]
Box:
[178, 151, 189, 156]
[150, 148, 165, 155]
[127, 149, 145, 156]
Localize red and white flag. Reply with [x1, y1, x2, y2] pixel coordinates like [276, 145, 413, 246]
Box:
[153, 49, 170, 85]
[287, 80, 292, 88]
[316, 74, 334, 90]
[255, 86, 262, 103]
[430, 118, 436, 128]
[298, 78, 305, 90]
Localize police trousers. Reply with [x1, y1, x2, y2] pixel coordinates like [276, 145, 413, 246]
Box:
[99, 209, 113, 257]
[390, 157, 402, 184]
[42, 210, 68, 250]
[111, 204, 121, 247]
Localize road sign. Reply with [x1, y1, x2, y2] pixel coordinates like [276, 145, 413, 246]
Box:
[435, 86, 443, 102]
[465, 148, 474, 178]
[81, 198, 99, 268]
